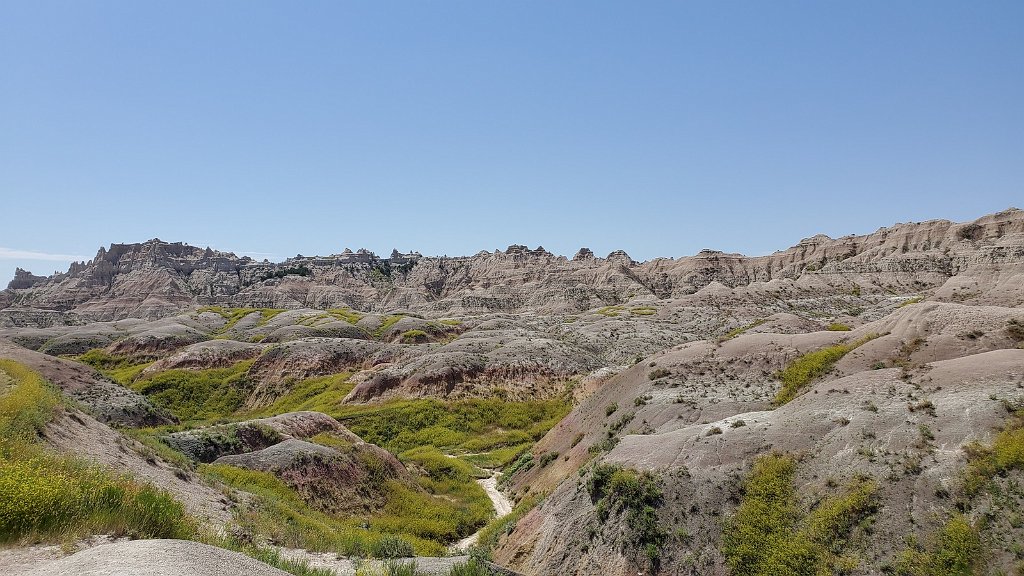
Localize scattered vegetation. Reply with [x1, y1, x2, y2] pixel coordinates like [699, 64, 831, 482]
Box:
[961, 402, 1024, 497]
[400, 329, 429, 343]
[333, 398, 570, 465]
[827, 323, 852, 331]
[130, 360, 255, 422]
[595, 305, 625, 317]
[328, 307, 363, 324]
[773, 334, 881, 406]
[722, 453, 878, 576]
[898, 296, 924, 308]
[1007, 319, 1024, 342]
[605, 403, 619, 416]
[586, 464, 666, 570]
[648, 368, 671, 381]
[250, 373, 355, 416]
[200, 463, 446, 556]
[77, 348, 153, 385]
[0, 360, 195, 544]
[890, 514, 980, 576]
[258, 265, 312, 281]
[630, 306, 657, 316]
[473, 493, 542, 557]
[719, 319, 767, 343]
[199, 306, 286, 331]
[374, 315, 406, 338]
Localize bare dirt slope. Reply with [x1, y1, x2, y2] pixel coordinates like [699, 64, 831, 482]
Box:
[21, 539, 291, 576]
[494, 302, 1024, 575]
[44, 405, 233, 526]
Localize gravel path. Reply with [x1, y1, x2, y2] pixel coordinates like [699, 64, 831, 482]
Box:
[276, 548, 471, 575]
[451, 470, 514, 551]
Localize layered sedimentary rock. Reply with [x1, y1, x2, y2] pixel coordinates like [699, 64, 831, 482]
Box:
[4, 209, 1021, 323]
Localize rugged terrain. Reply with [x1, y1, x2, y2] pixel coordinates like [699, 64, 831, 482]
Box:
[1, 208, 1023, 575]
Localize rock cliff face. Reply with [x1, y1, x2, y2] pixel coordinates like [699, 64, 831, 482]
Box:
[4, 209, 1023, 323]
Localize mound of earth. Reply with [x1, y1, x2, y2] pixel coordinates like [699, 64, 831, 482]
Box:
[214, 437, 413, 515]
[493, 296, 1024, 575]
[44, 406, 232, 526]
[163, 411, 354, 462]
[142, 339, 265, 375]
[22, 539, 291, 576]
[0, 339, 170, 426]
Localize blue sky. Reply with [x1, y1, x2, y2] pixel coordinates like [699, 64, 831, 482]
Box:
[1, 1, 1021, 285]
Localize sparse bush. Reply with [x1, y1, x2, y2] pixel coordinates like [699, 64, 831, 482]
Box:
[538, 452, 559, 467]
[773, 334, 880, 406]
[0, 360, 195, 544]
[648, 368, 671, 381]
[827, 323, 852, 331]
[446, 559, 490, 576]
[371, 535, 416, 558]
[892, 514, 980, 576]
[400, 329, 429, 343]
[586, 464, 666, 570]
[1007, 319, 1024, 342]
[719, 319, 767, 343]
[606, 403, 619, 416]
[706, 426, 723, 436]
[722, 453, 878, 576]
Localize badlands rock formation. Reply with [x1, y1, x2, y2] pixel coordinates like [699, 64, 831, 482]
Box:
[1, 208, 1022, 576]
[3, 208, 1021, 323]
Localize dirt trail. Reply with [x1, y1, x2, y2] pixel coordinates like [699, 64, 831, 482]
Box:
[275, 548, 470, 575]
[451, 470, 514, 551]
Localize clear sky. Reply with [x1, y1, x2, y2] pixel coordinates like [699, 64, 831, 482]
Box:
[1, 1, 1021, 285]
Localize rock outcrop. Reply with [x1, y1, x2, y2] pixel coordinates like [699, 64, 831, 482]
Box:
[3, 209, 1021, 323]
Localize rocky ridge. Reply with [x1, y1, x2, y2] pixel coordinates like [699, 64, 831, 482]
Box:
[4, 209, 1022, 323]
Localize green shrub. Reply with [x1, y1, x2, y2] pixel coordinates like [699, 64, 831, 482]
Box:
[76, 349, 153, 385]
[252, 373, 354, 416]
[648, 368, 670, 381]
[595, 306, 624, 317]
[722, 453, 878, 576]
[538, 452, 559, 467]
[334, 398, 570, 455]
[130, 360, 255, 422]
[605, 403, 618, 416]
[446, 559, 490, 576]
[586, 464, 666, 570]
[474, 493, 542, 555]
[374, 315, 405, 338]
[719, 319, 767, 342]
[961, 406, 1024, 497]
[371, 534, 415, 558]
[201, 463, 445, 556]
[891, 514, 980, 576]
[827, 323, 852, 331]
[0, 360, 195, 544]
[400, 330, 429, 343]
[773, 334, 880, 406]
[328, 307, 363, 324]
